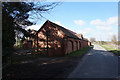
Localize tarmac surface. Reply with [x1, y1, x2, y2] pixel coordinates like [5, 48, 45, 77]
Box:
[3, 45, 119, 80]
[67, 45, 118, 78]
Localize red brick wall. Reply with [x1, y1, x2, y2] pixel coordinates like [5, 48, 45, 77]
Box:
[36, 24, 66, 56]
[79, 41, 81, 50]
[88, 42, 91, 46]
[80, 40, 84, 49]
[83, 41, 89, 48]
[67, 40, 73, 54]
[66, 38, 82, 54]
[34, 23, 91, 56]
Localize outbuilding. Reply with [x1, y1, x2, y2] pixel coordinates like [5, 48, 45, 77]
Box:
[32, 20, 90, 56]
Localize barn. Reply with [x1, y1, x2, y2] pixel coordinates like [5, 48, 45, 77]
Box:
[23, 20, 91, 56]
[27, 20, 90, 56]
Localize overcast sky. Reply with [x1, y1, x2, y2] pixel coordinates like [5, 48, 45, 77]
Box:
[26, 2, 118, 41]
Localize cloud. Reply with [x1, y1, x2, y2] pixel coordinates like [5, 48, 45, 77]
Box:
[90, 16, 118, 41]
[54, 21, 64, 26]
[26, 21, 67, 31]
[54, 21, 68, 29]
[90, 19, 105, 26]
[90, 16, 118, 31]
[26, 24, 42, 30]
[74, 28, 93, 41]
[74, 20, 85, 26]
[76, 28, 92, 35]
[90, 16, 118, 26]
[106, 16, 118, 26]
[96, 26, 113, 31]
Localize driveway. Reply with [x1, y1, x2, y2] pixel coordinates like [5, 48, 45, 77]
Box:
[67, 45, 118, 78]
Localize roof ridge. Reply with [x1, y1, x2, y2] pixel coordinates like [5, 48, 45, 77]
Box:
[49, 20, 76, 34]
[48, 20, 80, 39]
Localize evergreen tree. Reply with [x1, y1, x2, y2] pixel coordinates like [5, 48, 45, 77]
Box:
[2, 2, 58, 64]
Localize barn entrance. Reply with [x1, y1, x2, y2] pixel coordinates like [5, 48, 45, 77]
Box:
[67, 40, 73, 53]
[79, 41, 81, 50]
[75, 41, 78, 51]
[49, 41, 64, 56]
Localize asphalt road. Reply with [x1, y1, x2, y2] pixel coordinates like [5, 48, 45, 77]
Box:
[67, 45, 118, 78]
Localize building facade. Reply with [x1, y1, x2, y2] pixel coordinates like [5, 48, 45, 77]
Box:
[24, 20, 91, 56]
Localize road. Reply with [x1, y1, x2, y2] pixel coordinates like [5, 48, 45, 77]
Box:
[67, 45, 118, 78]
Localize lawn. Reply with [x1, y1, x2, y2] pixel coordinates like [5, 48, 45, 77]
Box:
[66, 45, 93, 57]
[100, 44, 120, 56]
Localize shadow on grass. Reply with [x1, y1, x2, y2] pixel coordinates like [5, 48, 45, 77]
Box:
[100, 45, 120, 56]
[109, 50, 120, 56]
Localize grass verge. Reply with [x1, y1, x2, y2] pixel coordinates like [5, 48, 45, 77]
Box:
[66, 45, 93, 57]
[100, 45, 120, 56]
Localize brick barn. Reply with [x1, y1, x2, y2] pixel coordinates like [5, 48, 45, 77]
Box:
[24, 20, 91, 56]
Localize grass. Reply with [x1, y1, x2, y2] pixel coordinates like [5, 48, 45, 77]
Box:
[66, 45, 93, 57]
[100, 44, 120, 56]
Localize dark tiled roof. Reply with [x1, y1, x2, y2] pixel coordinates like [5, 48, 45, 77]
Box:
[48, 20, 80, 39]
[83, 38, 88, 41]
[37, 20, 82, 39]
[76, 33, 83, 39]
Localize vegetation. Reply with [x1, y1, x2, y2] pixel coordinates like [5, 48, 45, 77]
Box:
[90, 37, 96, 43]
[93, 35, 119, 56]
[1, 45, 93, 67]
[2, 2, 58, 65]
[66, 45, 93, 57]
[100, 44, 120, 56]
[111, 35, 117, 45]
[94, 39, 119, 56]
[95, 41, 108, 45]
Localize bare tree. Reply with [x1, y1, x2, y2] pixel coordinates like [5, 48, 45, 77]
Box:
[2, 2, 59, 64]
[90, 37, 96, 43]
[111, 35, 117, 44]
